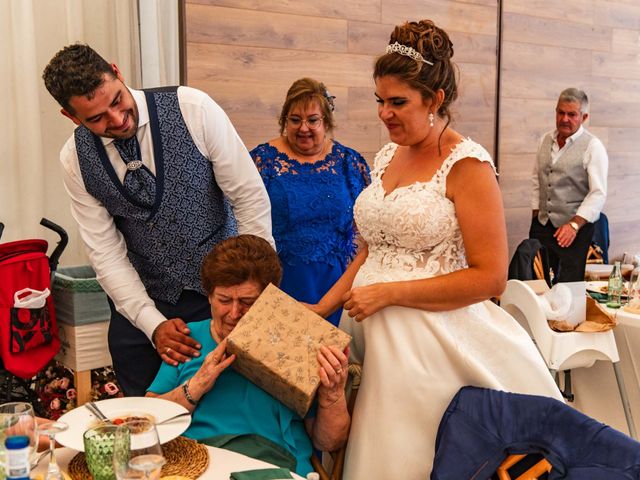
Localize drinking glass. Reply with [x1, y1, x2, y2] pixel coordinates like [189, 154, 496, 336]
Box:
[113, 419, 165, 480]
[627, 268, 640, 309]
[0, 402, 38, 468]
[39, 421, 68, 480]
[84, 424, 121, 480]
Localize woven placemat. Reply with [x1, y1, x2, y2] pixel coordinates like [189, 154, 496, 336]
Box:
[68, 436, 209, 479]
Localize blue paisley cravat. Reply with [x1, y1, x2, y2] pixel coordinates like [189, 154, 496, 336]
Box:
[113, 135, 156, 208]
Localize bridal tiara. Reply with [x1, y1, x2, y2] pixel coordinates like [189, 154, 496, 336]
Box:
[385, 42, 434, 66]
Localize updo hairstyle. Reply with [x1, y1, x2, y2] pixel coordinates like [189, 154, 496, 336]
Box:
[278, 77, 336, 135]
[374, 20, 458, 127]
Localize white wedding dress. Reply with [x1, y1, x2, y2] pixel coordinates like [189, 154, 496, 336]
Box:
[340, 139, 562, 480]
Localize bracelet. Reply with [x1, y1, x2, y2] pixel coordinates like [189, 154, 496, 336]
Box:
[182, 379, 198, 406]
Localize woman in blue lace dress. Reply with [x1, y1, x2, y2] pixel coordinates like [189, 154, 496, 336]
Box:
[250, 78, 370, 326]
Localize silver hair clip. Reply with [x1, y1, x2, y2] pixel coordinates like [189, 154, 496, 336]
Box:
[385, 42, 433, 66]
[323, 89, 336, 112]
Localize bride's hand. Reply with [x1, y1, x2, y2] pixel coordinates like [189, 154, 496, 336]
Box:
[343, 284, 390, 321]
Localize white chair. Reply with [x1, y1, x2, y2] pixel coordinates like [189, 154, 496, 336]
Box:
[500, 279, 637, 439]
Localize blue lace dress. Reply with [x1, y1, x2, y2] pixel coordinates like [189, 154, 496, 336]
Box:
[251, 141, 370, 326]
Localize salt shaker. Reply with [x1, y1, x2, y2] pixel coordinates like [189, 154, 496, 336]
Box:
[5, 436, 30, 480]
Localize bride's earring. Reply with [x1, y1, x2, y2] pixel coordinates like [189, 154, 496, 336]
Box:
[428, 112, 435, 128]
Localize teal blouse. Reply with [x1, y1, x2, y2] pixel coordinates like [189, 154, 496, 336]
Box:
[147, 319, 313, 475]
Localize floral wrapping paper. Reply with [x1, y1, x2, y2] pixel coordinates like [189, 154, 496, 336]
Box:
[226, 283, 351, 417]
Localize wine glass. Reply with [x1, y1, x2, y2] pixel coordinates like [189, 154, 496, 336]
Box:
[38, 421, 68, 480]
[0, 402, 38, 468]
[627, 267, 640, 310]
[113, 419, 165, 480]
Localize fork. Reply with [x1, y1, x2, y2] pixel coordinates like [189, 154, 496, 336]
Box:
[156, 411, 191, 425]
[85, 401, 112, 424]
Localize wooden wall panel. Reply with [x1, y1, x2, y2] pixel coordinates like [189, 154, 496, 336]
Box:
[188, 0, 381, 22]
[502, 13, 612, 52]
[187, 5, 348, 52]
[382, 0, 497, 36]
[503, 0, 594, 23]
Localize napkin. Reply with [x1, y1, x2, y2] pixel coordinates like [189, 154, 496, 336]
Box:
[587, 290, 608, 303]
[538, 284, 573, 322]
[229, 468, 293, 480]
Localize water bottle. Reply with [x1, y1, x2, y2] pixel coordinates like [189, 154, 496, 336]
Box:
[5, 436, 30, 480]
[606, 261, 623, 308]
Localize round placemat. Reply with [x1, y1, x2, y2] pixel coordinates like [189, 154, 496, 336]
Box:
[68, 436, 209, 479]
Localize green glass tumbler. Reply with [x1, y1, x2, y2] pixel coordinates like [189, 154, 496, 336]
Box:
[83, 424, 120, 480]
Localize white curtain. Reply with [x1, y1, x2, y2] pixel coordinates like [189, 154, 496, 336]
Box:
[1, 0, 178, 266]
[139, 0, 179, 88]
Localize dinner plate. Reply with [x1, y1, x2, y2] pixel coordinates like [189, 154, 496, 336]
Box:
[586, 281, 628, 297]
[55, 396, 190, 451]
[586, 281, 608, 293]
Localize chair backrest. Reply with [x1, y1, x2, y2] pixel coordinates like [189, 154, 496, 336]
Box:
[509, 239, 551, 287]
[431, 386, 640, 480]
[586, 244, 605, 264]
[591, 213, 610, 264]
[495, 453, 552, 479]
[311, 363, 362, 480]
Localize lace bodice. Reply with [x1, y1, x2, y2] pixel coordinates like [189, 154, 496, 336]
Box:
[251, 141, 370, 266]
[354, 138, 495, 284]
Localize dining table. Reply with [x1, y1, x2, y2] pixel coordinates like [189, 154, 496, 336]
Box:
[31, 444, 305, 479]
[584, 263, 635, 280]
[566, 304, 640, 437]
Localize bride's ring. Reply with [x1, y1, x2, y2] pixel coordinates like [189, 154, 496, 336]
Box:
[336, 368, 343, 374]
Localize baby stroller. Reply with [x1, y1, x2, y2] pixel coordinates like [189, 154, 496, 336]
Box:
[0, 219, 68, 408]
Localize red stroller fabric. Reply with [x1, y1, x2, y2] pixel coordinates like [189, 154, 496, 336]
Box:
[0, 239, 60, 379]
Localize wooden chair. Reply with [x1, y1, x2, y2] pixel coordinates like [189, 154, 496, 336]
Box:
[311, 363, 362, 480]
[495, 454, 552, 479]
[532, 251, 546, 281]
[586, 244, 604, 264]
[432, 386, 640, 479]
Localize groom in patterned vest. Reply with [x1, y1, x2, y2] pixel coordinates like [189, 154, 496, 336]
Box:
[529, 88, 608, 283]
[43, 44, 274, 396]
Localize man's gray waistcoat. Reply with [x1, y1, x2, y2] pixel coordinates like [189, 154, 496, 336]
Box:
[537, 130, 592, 227]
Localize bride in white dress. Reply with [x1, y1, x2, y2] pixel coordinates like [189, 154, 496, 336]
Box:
[310, 20, 563, 479]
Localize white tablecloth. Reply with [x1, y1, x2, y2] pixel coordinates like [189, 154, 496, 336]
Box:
[568, 306, 640, 436]
[32, 445, 304, 479]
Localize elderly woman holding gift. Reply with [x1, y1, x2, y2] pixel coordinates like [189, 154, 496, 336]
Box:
[146, 235, 349, 476]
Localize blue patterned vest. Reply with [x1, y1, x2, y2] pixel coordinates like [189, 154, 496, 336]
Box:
[75, 87, 238, 304]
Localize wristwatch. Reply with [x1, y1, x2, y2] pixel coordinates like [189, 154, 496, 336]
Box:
[569, 221, 579, 232]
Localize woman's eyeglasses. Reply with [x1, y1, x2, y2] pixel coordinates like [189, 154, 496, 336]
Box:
[286, 115, 324, 130]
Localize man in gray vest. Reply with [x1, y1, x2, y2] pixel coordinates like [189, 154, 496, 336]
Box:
[529, 88, 608, 283]
[43, 44, 274, 396]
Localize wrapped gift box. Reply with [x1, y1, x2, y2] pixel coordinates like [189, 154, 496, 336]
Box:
[52, 265, 110, 326]
[226, 284, 351, 417]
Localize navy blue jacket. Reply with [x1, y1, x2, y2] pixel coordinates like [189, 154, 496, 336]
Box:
[432, 387, 640, 479]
